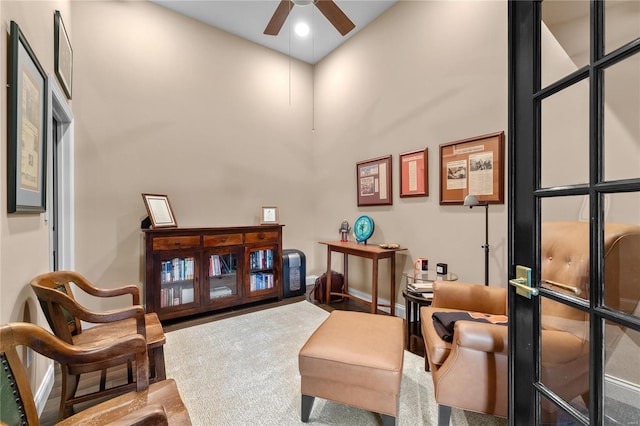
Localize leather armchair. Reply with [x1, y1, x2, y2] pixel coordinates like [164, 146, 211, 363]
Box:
[421, 281, 508, 424]
[420, 221, 640, 425]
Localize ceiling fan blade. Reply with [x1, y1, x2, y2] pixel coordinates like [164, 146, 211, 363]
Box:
[264, 0, 293, 35]
[314, 0, 355, 36]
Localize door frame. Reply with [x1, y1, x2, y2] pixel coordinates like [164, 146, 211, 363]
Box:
[47, 75, 75, 271]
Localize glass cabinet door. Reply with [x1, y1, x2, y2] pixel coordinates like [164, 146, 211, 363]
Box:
[159, 255, 196, 308]
[206, 249, 240, 302]
[246, 246, 276, 294]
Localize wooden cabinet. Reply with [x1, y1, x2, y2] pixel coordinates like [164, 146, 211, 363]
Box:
[144, 225, 283, 321]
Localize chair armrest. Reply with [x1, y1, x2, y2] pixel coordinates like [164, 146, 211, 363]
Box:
[68, 271, 141, 305]
[2, 322, 149, 392]
[48, 292, 146, 337]
[454, 321, 509, 354]
[431, 281, 507, 315]
[104, 404, 168, 426]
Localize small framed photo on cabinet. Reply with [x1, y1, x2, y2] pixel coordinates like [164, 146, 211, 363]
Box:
[142, 193, 177, 228]
[260, 206, 279, 225]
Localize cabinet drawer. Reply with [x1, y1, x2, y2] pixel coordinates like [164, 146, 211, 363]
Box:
[152, 236, 200, 251]
[245, 231, 279, 244]
[203, 233, 243, 247]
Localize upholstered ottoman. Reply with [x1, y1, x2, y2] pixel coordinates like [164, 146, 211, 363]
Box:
[298, 310, 404, 426]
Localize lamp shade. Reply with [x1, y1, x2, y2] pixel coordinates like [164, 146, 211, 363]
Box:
[463, 194, 481, 207]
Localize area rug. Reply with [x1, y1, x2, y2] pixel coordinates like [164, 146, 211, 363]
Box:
[164, 301, 506, 425]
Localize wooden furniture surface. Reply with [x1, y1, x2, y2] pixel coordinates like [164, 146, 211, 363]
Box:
[318, 241, 407, 316]
[29, 271, 166, 420]
[0, 322, 191, 425]
[144, 225, 284, 321]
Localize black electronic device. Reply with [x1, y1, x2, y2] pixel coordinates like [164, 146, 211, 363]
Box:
[436, 263, 448, 275]
[282, 249, 306, 298]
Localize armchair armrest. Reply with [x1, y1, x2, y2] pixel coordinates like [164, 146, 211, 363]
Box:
[431, 281, 507, 315]
[455, 321, 508, 354]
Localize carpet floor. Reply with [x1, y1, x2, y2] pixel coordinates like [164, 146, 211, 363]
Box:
[164, 300, 507, 425]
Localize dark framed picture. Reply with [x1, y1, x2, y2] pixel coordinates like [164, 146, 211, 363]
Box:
[8, 21, 48, 213]
[399, 148, 428, 197]
[439, 131, 505, 205]
[54, 10, 73, 99]
[356, 155, 392, 206]
[142, 194, 178, 228]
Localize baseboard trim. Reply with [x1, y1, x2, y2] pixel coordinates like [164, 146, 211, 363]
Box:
[605, 373, 640, 409]
[35, 361, 55, 415]
[346, 288, 406, 319]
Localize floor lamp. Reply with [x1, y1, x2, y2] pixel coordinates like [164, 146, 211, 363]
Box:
[464, 195, 489, 286]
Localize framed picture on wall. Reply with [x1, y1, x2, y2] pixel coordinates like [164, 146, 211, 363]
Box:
[54, 10, 73, 99]
[399, 148, 428, 197]
[8, 21, 48, 213]
[356, 155, 393, 206]
[439, 131, 505, 205]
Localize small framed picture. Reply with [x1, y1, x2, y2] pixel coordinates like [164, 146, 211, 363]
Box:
[399, 148, 428, 198]
[356, 155, 393, 206]
[142, 193, 177, 228]
[54, 10, 73, 99]
[260, 206, 279, 224]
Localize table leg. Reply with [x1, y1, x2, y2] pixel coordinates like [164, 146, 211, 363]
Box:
[371, 258, 379, 314]
[390, 254, 396, 316]
[405, 297, 411, 350]
[343, 253, 348, 294]
[325, 246, 332, 304]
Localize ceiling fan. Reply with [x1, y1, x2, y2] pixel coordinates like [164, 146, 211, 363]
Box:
[264, 0, 356, 36]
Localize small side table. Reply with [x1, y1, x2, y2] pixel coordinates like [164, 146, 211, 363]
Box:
[402, 270, 458, 350]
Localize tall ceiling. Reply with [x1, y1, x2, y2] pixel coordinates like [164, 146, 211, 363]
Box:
[151, 0, 397, 64]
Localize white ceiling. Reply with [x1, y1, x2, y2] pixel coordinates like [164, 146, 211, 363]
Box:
[151, 0, 397, 64]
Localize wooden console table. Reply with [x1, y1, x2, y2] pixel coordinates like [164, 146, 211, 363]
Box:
[319, 241, 407, 315]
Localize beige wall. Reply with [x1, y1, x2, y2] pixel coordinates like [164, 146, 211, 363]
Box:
[1, 0, 509, 401]
[1, 2, 510, 320]
[70, 1, 316, 311]
[0, 0, 72, 403]
[313, 0, 509, 298]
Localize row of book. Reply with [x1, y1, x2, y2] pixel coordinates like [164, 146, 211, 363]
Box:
[249, 250, 273, 270]
[209, 254, 235, 277]
[250, 272, 274, 291]
[160, 286, 194, 307]
[161, 257, 195, 283]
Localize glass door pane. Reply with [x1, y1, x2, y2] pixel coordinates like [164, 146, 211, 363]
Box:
[540, 80, 590, 188]
[604, 322, 640, 423]
[160, 256, 196, 308]
[603, 51, 640, 182]
[605, 1, 640, 54]
[248, 247, 275, 293]
[206, 251, 238, 301]
[541, 0, 590, 87]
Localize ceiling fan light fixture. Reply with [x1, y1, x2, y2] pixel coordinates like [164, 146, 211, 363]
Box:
[294, 22, 310, 37]
[292, 0, 314, 6]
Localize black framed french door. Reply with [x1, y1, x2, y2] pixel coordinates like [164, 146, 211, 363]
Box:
[509, 1, 640, 425]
